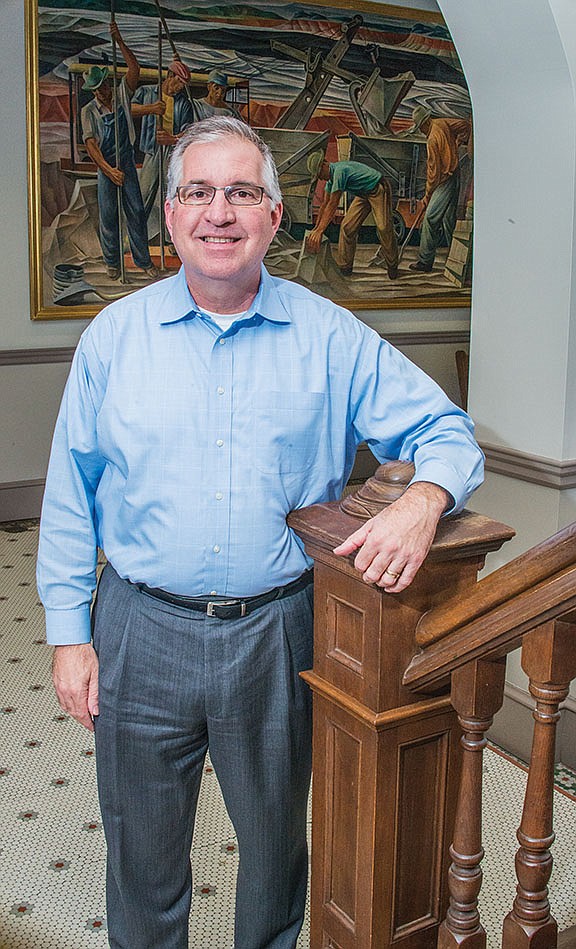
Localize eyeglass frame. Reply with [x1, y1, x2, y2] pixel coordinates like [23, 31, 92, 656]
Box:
[175, 183, 272, 207]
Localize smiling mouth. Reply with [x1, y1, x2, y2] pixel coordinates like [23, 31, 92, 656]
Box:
[201, 236, 239, 243]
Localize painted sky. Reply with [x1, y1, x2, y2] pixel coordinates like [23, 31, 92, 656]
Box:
[38, 0, 469, 122]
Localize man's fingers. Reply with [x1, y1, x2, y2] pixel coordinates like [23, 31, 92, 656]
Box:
[52, 644, 99, 732]
[333, 524, 369, 557]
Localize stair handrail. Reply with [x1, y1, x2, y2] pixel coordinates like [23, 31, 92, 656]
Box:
[403, 520, 576, 692]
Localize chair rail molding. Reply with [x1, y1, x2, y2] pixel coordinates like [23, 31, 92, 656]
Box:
[481, 443, 576, 490]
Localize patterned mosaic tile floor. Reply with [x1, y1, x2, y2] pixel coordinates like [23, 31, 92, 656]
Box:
[1, 521, 575, 948]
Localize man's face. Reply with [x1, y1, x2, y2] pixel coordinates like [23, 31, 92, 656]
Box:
[206, 81, 227, 106]
[164, 137, 282, 298]
[164, 73, 185, 97]
[93, 79, 112, 107]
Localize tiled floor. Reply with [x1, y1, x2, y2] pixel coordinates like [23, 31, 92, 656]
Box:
[1, 521, 575, 948]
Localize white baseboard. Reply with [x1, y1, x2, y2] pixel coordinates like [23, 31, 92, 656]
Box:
[0, 479, 44, 522]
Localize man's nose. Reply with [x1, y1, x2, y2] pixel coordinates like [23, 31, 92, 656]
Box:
[205, 191, 236, 223]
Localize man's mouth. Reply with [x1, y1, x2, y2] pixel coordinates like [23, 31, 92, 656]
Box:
[201, 236, 239, 243]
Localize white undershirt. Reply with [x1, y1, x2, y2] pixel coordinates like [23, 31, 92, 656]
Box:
[200, 308, 249, 331]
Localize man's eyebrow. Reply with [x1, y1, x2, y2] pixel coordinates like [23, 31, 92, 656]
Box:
[181, 180, 262, 187]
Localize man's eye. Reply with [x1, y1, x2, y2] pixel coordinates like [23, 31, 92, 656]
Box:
[231, 187, 257, 200]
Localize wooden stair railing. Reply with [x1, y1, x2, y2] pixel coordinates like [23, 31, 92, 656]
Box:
[288, 462, 516, 949]
[403, 527, 576, 949]
[288, 461, 575, 949]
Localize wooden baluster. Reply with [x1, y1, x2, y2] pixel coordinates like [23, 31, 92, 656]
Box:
[503, 619, 576, 949]
[439, 657, 506, 949]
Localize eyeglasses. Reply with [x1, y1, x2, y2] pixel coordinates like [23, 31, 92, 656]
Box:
[176, 184, 270, 207]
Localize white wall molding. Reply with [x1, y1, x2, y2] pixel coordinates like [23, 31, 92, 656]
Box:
[0, 348, 75, 366]
[0, 331, 470, 368]
[482, 443, 576, 489]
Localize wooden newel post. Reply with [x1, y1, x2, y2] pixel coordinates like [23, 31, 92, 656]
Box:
[287, 462, 514, 949]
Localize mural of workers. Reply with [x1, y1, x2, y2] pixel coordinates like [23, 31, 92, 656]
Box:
[34, 3, 477, 315]
[409, 106, 472, 273]
[81, 21, 158, 280]
[305, 153, 399, 279]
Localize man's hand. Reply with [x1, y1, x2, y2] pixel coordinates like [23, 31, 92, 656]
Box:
[105, 166, 125, 187]
[306, 229, 324, 254]
[52, 644, 99, 732]
[156, 129, 177, 147]
[109, 19, 122, 45]
[149, 99, 167, 116]
[333, 482, 450, 592]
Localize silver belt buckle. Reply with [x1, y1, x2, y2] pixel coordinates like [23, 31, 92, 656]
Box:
[207, 599, 247, 617]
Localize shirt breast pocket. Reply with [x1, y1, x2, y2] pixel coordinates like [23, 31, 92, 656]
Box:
[252, 390, 326, 475]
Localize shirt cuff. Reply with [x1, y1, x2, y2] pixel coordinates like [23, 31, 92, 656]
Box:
[409, 462, 468, 515]
[44, 606, 92, 646]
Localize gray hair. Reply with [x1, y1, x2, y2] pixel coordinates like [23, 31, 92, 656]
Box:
[165, 116, 282, 209]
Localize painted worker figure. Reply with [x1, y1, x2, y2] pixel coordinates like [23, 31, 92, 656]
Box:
[190, 68, 243, 121]
[81, 21, 158, 280]
[305, 154, 399, 278]
[38, 117, 483, 949]
[132, 59, 196, 220]
[409, 106, 472, 273]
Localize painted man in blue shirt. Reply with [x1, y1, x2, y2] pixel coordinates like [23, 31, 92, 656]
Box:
[131, 59, 196, 221]
[38, 117, 483, 949]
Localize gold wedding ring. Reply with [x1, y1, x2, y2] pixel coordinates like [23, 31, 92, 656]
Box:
[384, 569, 400, 579]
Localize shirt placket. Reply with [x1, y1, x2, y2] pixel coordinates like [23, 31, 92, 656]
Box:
[204, 332, 234, 595]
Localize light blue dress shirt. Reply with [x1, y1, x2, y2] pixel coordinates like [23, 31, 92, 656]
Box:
[37, 265, 484, 646]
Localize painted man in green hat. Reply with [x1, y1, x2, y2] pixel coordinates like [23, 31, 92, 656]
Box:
[81, 21, 158, 280]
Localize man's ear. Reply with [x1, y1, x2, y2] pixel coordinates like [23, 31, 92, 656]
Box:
[270, 201, 283, 237]
[164, 199, 174, 240]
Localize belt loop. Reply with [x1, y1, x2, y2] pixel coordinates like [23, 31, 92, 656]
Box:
[240, 602, 247, 617]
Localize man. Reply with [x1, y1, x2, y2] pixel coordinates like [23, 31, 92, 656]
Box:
[191, 68, 242, 121]
[81, 21, 158, 280]
[132, 59, 196, 220]
[306, 153, 399, 278]
[37, 117, 483, 949]
[409, 106, 472, 273]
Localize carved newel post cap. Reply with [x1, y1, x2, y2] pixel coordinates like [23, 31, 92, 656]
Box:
[340, 460, 416, 519]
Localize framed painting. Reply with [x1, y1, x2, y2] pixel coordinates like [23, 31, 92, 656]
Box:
[26, 0, 473, 320]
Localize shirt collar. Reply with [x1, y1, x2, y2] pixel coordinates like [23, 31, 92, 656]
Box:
[159, 265, 292, 327]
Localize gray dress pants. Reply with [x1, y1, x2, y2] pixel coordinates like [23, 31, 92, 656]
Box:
[92, 564, 313, 949]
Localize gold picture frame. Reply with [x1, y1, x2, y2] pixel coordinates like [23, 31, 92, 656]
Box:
[26, 0, 473, 320]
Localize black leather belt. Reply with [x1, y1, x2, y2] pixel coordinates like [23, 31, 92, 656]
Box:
[134, 569, 313, 619]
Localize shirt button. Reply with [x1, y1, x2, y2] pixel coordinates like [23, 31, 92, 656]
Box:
[217, 386, 225, 395]
[210, 590, 217, 596]
[213, 545, 221, 553]
[215, 492, 223, 500]
[216, 439, 224, 447]
[219, 338, 226, 346]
